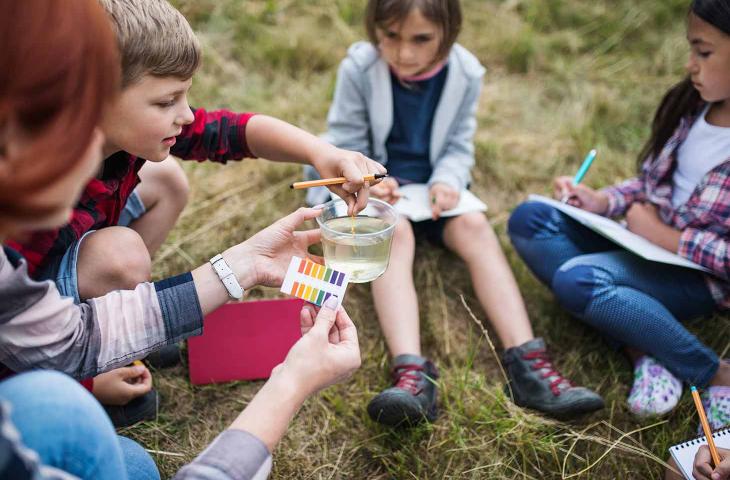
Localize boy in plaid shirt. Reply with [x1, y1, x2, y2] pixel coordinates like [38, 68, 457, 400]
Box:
[6, 0, 384, 423]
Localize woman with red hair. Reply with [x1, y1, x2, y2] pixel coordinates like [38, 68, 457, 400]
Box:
[0, 1, 360, 478]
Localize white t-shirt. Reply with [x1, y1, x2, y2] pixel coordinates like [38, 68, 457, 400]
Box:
[672, 104, 730, 207]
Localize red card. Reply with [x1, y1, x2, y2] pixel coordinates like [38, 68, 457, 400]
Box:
[187, 298, 303, 385]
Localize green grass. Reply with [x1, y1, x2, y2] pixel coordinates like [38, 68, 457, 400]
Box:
[128, 1, 730, 477]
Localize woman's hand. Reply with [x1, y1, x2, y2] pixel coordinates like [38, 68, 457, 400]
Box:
[693, 446, 730, 480]
[311, 145, 387, 216]
[227, 297, 361, 451]
[224, 207, 324, 289]
[430, 183, 460, 220]
[369, 177, 402, 205]
[92, 364, 152, 406]
[276, 298, 361, 397]
[553, 176, 609, 214]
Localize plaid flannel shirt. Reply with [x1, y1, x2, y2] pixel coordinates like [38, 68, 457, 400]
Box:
[7, 108, 256, 278]
[601, 103, 730, 309]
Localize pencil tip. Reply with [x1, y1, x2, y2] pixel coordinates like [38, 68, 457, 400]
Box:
[289, 184, 294, 189]
[375, 173, 387, 179]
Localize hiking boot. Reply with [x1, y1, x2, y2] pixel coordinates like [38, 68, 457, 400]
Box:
[145, 343, 181, 369]
[502, 338, 604, 419]
[367, 354, 439, 427]
[104, 389, 159, 428]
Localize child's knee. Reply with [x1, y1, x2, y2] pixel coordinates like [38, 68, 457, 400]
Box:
[393, 217, 415, 243]
[552, 261, 603, 316]
[451, 211, 490, 236]
[507, 201, 556, 240]
[80, 228, 152, 290]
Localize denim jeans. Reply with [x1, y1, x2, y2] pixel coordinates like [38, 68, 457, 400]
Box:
[507, 201, 719, 387]
[0, 370, 159, 479]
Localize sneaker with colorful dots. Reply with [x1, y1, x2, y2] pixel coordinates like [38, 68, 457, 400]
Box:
[627, 356, 682, 417]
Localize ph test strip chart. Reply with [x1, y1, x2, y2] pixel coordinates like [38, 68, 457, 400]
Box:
[280, 256, 349, 308]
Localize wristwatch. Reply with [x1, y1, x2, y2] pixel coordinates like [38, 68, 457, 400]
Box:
[209, 253, 244, 300]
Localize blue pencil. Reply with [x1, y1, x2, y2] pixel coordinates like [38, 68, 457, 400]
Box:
[561, 148, 597, 203]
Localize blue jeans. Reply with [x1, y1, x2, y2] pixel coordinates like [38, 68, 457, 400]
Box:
[0, 371, 159, 479]
[507, 201, 719, 387]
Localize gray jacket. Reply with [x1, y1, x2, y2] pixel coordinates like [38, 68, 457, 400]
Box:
[323, 41, 486, 191]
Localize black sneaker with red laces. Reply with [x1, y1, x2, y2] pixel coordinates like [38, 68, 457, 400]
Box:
[367, 354, 439, 427]
[502, 338, 604, 419]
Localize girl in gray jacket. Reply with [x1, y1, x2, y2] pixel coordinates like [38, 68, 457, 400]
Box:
[316, 0, 605, 425]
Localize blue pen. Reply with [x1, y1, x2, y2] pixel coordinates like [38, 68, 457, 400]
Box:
[561, 148, 597, 203]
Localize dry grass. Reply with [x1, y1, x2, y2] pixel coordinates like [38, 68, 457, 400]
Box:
[127, 0, 730, 477]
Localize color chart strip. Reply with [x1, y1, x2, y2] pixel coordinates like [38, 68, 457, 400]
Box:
[280, 256, 349, 308]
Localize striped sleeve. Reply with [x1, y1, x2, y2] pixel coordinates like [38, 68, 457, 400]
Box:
[0, 249, 203, 379]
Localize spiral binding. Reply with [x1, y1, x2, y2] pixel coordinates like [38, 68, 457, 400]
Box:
[675, 426, 730, 449]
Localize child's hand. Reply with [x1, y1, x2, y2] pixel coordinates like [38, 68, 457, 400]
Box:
[369, 177, 402, 205]
[693, 445, 730, 480]
[625, 202, 663, 237]
[275, 298, 361, 397]
[430, 183, 460, 220]
[311, 146, 387, 216]
[553, 176, 609, 214]
[92, 365, 152, 406]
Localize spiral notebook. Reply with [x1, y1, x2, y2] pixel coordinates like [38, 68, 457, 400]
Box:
[669, 427, 730, 479]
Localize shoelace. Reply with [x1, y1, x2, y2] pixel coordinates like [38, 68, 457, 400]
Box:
[392, 363, 425, 395]
[522, 350, 574, 396]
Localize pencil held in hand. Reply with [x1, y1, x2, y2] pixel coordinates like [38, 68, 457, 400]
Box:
[290, 173, 387, 189]
[691, 385, 722, 467]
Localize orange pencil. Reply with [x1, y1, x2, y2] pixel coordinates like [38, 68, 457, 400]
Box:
[290, 173, 387, 190]
[691, 385, 722, 466]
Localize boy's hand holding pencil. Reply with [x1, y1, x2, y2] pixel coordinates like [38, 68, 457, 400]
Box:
[694, 445, 730, 480]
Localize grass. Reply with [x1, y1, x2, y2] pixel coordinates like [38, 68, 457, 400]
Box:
[127, 0, 730, 477]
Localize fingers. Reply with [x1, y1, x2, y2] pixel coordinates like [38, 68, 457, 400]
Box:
[305, 253, 325, 265]
[714, 458, 730, 479]
[295, 228, 321, 247]
[119, 365, 146, 381]
[354, 182, 370, 213]
[431, 192, 442, 220]
[333, 307, 359, 345]
[279, 207, 323, 231]
[309, 296, 339, 337]
[300, 304, 316, 335]
[695, 446, 714, 480]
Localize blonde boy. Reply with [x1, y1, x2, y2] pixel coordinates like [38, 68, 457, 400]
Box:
[8, 0, 383, 421]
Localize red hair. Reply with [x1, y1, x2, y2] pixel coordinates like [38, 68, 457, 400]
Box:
[0, 0, 119, 229]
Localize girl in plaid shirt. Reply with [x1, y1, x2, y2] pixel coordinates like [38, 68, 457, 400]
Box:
[509, 0, 730, 425]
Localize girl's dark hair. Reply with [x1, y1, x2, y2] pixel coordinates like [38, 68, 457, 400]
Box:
[365, 0, 462, 62]
[638, 0, 730, 166]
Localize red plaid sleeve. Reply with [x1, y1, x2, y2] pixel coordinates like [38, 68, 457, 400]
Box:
[601, 176, 645, 218]
[171, 108, 257, 163]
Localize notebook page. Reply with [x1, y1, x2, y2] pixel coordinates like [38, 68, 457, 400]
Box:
[527, 194, 710, 273]
[669, 427, 730, 479]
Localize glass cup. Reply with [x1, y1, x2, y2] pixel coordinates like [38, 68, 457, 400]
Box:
[316, 197, 397, 283]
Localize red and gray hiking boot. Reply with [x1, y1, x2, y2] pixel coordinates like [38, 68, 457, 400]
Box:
[502, 338, 604, 419]
[367, 354, 439, 427]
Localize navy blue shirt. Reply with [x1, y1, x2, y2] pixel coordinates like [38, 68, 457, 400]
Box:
[385, 65, 448, 184]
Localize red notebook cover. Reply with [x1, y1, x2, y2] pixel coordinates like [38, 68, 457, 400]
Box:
[187, 298, 303, 385]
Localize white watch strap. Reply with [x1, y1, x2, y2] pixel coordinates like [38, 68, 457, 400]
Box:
[209, 254, 244, 300]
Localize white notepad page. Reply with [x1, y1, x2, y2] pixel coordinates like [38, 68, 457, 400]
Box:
[528, 194, 710, 273]
[669, 427, 730, 479]
[394, 184, 487, 222]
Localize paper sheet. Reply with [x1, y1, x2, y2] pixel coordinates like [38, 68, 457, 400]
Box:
[393, 184, 487, 222]
[528, 194, 710, 273]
